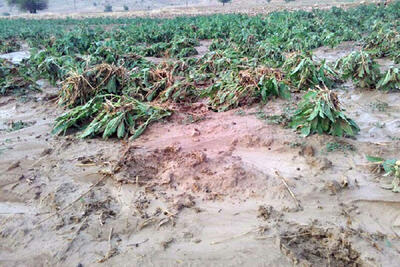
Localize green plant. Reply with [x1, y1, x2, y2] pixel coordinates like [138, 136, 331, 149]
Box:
[363, 23, 400, 58]
[335, 50, 381, 89]
[283, 53, 339, 91]
[367, 155, 400, 192]
[290, 87, 359, 137]
[0, 39, 21, 53]
[59, 64, 128, 107]
[206, 67, 290, 111]
[377, 67, 400, 91]
[123, 5, 129, 11]
[168, 37, 199, 58]
[0, 59, 38, 96]
[52, 94, 171, 139]
[159, 81, 199, 103]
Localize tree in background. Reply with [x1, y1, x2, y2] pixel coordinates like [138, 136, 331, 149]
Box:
[218, 0, 231, 6]
[6, 0, 48, 13]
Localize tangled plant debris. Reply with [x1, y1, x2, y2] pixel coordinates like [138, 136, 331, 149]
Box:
[52, 94, 171, 139]
[279, 225, 362, 266]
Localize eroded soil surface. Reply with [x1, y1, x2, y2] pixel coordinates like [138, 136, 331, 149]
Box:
[1, 44, 400, 266]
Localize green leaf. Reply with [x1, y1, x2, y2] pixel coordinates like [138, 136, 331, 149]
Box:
[117, 120, 126, 139]
[366, 155, 384, 163]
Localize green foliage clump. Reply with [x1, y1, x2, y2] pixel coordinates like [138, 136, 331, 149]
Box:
[144, 42, 169, 57]
[159, 81, 199, 103]
[205, 67, 290, 111]
[59, 64, 129, 107]
[168, 37, 199, 58]
[255, 43, 285, 67]
[283, 53, 339, 91]
[0, 39, 21, 53]
[52, 94, 171, 140]
[377, 67, 400, 91]
[363, 23, 400, 58]
[335, 50, 381, 89]
[0, 59, 38, 96]
[290, 87, 359, 137]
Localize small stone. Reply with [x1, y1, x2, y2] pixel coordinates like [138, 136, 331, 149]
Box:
[191, 128, 200, 137]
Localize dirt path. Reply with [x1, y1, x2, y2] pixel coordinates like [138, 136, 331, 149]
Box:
[1, 45, 400, 266]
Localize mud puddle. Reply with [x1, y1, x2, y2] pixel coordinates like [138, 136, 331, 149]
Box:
[0, 50, 30, 64]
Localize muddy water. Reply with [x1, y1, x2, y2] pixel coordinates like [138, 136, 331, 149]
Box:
[341, 88, 400, 143]
[0, 50, 30, 64]
[313, 41, 361, 63]
[313, 42, 400, 143]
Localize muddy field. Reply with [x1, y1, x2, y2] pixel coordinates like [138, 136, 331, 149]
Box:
[1, 43, 400, 266]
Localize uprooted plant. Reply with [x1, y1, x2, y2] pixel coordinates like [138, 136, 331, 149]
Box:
[52, 94, 171, 140]
[59, 64, 129, 107]
[366, 155, 400, 192]
[335, 50, 381, 89]
[205, 67, 290, 111]
[283, 53, 339, 91]
[290, 87, 359, 137]
[363, 23, 400, 58]
[128, 64, 175, 102]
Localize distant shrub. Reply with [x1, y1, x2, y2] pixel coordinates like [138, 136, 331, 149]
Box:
[93, 2, 97, 6]
[104, 4, 112, 12]
[6, 0, 48, 13]
[2, 12, 10, 16]
[123, 4, 128, 11]
[218, 0, 231, 6]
